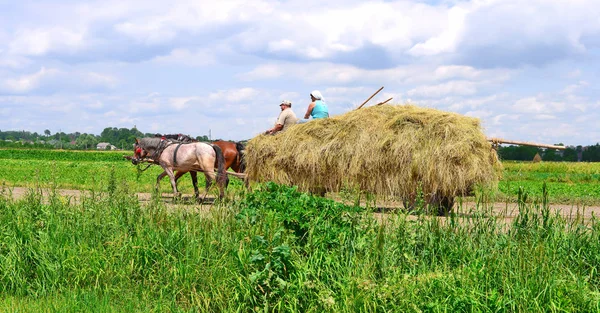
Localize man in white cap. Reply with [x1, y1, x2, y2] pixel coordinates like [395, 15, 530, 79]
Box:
[264, 100, 298, 135]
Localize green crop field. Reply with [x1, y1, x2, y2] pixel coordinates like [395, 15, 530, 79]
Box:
[499, 161, 600, 205]
[1, 148, 600, 311]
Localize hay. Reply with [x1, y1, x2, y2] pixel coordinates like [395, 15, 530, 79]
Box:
[245, 104, 502, 202]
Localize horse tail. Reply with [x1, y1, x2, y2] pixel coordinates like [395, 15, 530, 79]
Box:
[235, 141, 246, 173]
[211, 144, 227, 185]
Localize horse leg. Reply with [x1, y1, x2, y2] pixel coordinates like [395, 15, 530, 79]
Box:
[190, 171, 200, 202]
[201, 171, 218, 203]
[219, 175, 229, 199]
[174, 170, 187, 183]
[156, 171, 168, 193]
[164, 168, 180, 200]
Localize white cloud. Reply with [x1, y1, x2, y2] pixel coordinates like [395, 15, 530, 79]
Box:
[408, 6, 468, 56]
[114, 1, 274, 44]
[2, 68, 117, 94]
[3, 67, 59, 93]
[447, 94, 500, 111]
[534, 114, 557, 120]
[237, 64, 283, 80]
[168, 97, 198, 111]
[512, 97, 566, 114]
[208, 88, 260, 103]
[407, 81, 478, 98]
[464, 110, 492, 119]
[85, 101, 104, 109]
[9, 28, 86, 56]
[151, 48, 216, 67]
[1, 0, 599, 146]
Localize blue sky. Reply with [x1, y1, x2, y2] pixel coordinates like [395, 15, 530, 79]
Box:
[1, 0, 599, 145]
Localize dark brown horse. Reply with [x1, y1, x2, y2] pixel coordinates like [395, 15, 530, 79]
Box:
[132, 137, 229, 201]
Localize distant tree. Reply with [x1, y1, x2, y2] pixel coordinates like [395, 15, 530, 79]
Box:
[196, 135, 210, 142]
[76, 133, 99, 150]
[100, 127, 144, 150]
[582, 144, 600, 162]
[562, 147, 578, 162]
[542, 149, 562, 161]
[498, 145, 542, 161]
[44, 129, 51, 137]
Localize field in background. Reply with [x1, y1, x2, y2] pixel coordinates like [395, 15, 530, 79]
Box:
[500, 161, 600, 205]
[1, 149, 599, 205]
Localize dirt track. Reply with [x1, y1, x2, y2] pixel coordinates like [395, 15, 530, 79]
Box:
[3, 187, 600, 222]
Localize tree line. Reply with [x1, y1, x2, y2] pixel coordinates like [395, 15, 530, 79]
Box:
[1, 128, 599, 161]
[0, 128, 210, 151]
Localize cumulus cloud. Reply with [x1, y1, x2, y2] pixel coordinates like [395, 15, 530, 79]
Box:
[1, 68, 117, 94]
[3, 67, 59, 93]
[407, 80, 478, 98]
[9, 28, 87, 56]
[150, 48, 216, 67]
[1, 0, 599, 145]
[511, 97, 565, 114]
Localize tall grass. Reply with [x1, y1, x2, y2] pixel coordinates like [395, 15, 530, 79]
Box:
[1, 181, 600, 312]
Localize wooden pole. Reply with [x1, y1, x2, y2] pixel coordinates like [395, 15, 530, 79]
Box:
[376, 97, 393, 106]
[355, 86, 384, 110]
[487, 137, 566, 150]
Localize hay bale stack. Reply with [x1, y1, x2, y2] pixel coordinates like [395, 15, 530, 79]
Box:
[245, 104, 502, 203]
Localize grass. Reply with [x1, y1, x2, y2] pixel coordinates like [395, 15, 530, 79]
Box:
[1, 149, 600, 311]
[0, 182, 600, 311]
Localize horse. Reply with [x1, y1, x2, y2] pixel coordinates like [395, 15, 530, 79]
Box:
[153, 134, 246, 174]
[132, 137, 228, 201]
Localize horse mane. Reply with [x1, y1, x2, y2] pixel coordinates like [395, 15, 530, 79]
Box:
[235, 141, 245, 153]
[154, 133, 196, 143]
[139, 137, 163, 150]
[235, 141, 247, 172]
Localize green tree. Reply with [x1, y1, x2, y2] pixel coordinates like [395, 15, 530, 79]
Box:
[582, 144, 600, 162]
[196, 135, 210, 142]
[76, 133, 99, 150]
[498, 145, 542, 161]
[542, 149, 562, 161]
[562, 147, 578, 162]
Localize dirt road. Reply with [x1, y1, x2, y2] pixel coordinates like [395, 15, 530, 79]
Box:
[3, 187, 600, 222]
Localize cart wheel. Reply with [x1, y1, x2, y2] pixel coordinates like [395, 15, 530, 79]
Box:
[436, 196, 455, 216]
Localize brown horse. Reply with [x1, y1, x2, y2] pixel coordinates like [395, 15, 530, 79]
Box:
[132, 137, 228, 201]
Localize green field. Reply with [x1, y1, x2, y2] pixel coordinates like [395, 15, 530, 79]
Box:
[1, 149, 599, 204]
[1, 149, 600, 311]
[499, 161, 600, 205]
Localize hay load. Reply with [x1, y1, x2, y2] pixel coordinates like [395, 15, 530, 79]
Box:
[245, 104, 502, 211]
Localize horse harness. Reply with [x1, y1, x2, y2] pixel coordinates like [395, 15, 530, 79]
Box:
[150, 137, 197, 167]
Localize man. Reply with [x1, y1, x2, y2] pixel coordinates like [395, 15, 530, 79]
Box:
[265, 100, 298, 135]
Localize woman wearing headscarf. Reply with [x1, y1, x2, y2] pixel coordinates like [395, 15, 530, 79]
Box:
[303, 90, 329, 120]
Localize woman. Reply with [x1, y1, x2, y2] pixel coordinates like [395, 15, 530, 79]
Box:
[303, 90, 329, 120]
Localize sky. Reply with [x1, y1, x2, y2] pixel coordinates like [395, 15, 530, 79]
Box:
[0, 0, 599, 146]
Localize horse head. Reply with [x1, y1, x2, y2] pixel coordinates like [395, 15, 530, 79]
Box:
[132, 138, 149, 165]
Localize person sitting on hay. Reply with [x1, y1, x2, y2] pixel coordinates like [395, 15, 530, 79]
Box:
[264, 100, 298, 135]
[298, 90, 329, 123]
